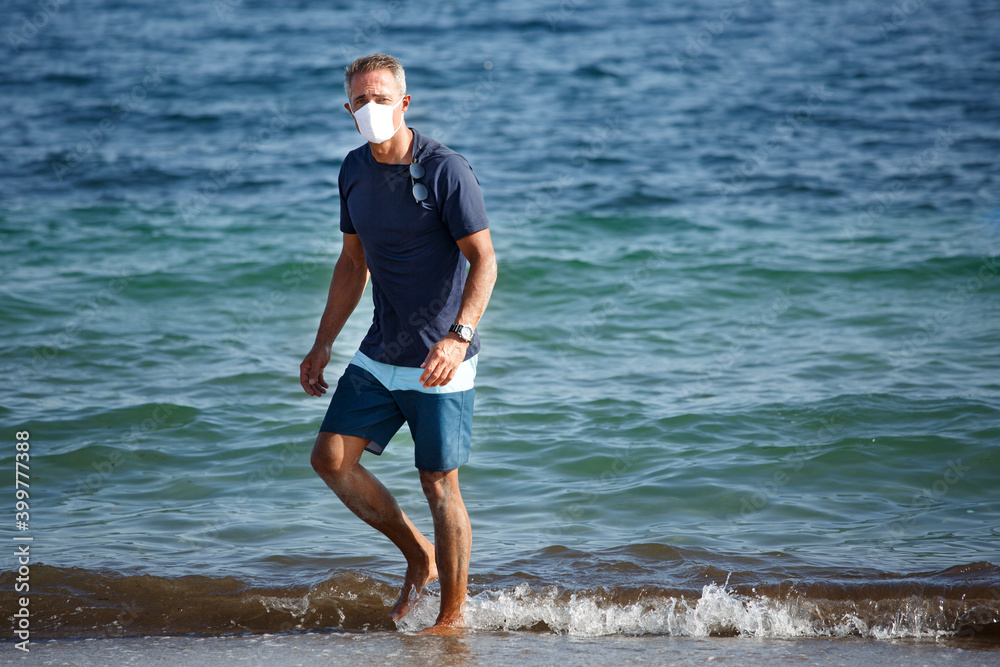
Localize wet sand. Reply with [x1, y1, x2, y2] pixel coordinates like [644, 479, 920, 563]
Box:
[17, 631, 999, 667]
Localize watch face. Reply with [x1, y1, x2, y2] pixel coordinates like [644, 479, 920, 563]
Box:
[453, 324, 473, 341]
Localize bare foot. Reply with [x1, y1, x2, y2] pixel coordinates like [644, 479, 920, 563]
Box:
[414, 608, 467, 635]
[417, 620, 466, 636]
[389, 554, 438, 621]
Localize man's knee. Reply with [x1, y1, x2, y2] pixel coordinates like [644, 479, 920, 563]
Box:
[311, 433, 351, 477]
[419, 469, 457, 504]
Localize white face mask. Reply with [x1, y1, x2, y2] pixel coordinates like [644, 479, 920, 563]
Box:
[350, 97, 403, 144]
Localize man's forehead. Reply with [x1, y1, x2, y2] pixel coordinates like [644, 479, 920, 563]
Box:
[350, 70, 398, 96]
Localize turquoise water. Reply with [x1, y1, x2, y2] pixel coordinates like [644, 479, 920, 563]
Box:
[1, 0, 999, 645]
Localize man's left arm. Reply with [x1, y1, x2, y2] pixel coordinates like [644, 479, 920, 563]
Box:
[419, 228, 497, 388]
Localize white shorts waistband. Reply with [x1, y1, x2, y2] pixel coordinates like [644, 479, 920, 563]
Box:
[349, 350, 477, 394]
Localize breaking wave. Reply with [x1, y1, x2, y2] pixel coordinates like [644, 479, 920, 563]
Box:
[2, 561, 998, 643]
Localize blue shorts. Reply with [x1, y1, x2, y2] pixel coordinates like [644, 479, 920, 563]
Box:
[319, 360, 475, 472]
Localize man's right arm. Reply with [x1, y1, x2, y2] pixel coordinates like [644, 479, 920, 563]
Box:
[299, 233, 368, 396]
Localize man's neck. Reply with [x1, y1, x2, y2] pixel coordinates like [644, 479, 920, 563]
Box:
[368, 127, 414, 165]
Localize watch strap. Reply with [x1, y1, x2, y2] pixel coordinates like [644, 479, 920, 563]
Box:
[449, 323, 474, 343]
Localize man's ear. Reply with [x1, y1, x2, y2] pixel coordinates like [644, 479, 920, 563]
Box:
[401, 94, 411, 113]
[344, 103, 360, 134]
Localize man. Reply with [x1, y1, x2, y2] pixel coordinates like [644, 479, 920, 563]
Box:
[299, 53, 496, 632]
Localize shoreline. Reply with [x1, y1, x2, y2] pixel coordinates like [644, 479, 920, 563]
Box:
[11, 631, 999, 667]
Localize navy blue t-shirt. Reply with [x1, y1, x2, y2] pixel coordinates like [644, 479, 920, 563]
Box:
[338, 128, 489, 368]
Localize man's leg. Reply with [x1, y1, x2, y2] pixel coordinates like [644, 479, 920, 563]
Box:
[311, 432, 438, 620]
[419, 467, 471, 629]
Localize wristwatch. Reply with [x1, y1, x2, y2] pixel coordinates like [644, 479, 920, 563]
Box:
[448, 323, 474, 343]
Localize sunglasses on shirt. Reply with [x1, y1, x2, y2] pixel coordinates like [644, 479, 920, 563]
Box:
[410, 161, 428, 203]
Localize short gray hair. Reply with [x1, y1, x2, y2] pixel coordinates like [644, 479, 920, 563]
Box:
[344, 53, 407, 100]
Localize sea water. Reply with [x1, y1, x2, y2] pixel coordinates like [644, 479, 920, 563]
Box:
[1, 0, 998, 654]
